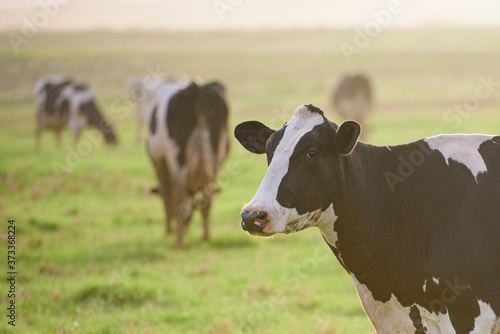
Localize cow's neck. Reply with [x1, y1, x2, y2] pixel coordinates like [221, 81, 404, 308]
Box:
[325, 142, 409, 299]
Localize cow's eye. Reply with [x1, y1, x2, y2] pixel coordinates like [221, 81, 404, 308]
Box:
[306, 150, 318, 159]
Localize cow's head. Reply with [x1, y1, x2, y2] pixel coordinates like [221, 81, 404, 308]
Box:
[234, 104, 361, 239]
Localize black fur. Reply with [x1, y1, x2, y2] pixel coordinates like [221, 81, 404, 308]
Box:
[42, 80, 71, 115]
[149, 105, 158, 135]
[167, 82, 200, 166]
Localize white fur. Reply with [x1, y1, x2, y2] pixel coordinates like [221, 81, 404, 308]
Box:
[242, 105, 327, 234]
[424, 134, 494, 180]
[353, 274, 458, 334]
[415, 305, 455, 333]
[146, 79, 191, 174]
[61, 85, 96, 138]
[470, 301, 499, 334]
[34, 75, 67, 96]
[353, 274, 499, 334]
[130, 75, 190, 141]
[351, 274, 416, 334]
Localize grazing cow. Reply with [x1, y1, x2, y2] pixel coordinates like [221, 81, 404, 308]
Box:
[147, 78, 229, 248]
[34, 75, 117, 149]
[333, 74, 372, 138]
[234, 104, 500, 334]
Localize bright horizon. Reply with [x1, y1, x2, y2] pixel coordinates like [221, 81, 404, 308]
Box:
[1, 0, 500, 32]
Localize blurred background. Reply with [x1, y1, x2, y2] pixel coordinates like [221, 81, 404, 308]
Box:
[1, 1, 500, 333]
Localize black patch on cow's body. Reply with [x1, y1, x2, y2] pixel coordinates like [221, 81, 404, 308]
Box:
[80, 100, 117, 143]
[328, 139, 500, 331]
[167, 82, 200, 166]
[149, 105, 158, 135]
[202, 82, 229, 157]
[247, 107, 500, 332]
[42, 80, 71, 114]
[409, 305, 426, 334]
[167, 81, 230, 167]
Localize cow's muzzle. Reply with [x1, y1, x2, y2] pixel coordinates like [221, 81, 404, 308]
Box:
[240, 210, 268, 232]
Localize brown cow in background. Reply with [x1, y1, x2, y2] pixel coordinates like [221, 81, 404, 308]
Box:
[333, 74, 372, 139]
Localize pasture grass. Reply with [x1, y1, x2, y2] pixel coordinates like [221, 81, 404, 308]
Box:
[1, 28, 500, 333]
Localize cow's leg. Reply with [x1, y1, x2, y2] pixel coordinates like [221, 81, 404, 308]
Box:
[175, 193, 193, 249]
[73, 128, 83, 146]
[175, 200, 187, 249]
[200, 194, 212, 241]
[153, 158, 175, 235]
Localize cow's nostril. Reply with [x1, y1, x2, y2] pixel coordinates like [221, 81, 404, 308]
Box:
[241, 210, 257, 224]
[240, 210, 268, 232]
[255, 211, 268, 221]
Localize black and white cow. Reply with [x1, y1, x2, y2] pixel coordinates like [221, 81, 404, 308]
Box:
[235, 104, 499, 334]
[333, 74, 372, 138]
[147, 78, 229, 248]
[34, 75, 117, 149]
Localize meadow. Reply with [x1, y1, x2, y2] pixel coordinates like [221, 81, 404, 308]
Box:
[1, 28, 500, 333]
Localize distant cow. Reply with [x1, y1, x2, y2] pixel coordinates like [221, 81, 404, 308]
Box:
[147, 78, 229, 248]
[333, 74, 372, 138]
[235, 104, 499, 334]
[34, 75, 117, 149]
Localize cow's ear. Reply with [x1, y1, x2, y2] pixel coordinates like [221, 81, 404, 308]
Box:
[234, 121, 275, 154]
[335, 121, 361, 155]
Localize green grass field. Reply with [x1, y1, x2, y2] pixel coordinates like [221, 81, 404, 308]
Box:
[1, 28, 500, 333]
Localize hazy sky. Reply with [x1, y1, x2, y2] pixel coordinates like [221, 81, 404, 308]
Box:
[0, 0, 499, 31]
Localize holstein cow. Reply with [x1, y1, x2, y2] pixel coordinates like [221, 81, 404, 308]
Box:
[147, 78, 229, 248]
[333, 74, 372, 139]
[34, 75, 117, 149]
[234, 104, 499, 334]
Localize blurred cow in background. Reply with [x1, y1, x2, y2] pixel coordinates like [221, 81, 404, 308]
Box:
[34, 75, 117, 149]
[147, 78, 230, 248]
[333, 74, 372, 139]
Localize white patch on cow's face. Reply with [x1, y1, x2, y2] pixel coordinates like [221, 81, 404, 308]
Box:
[423, 279, 427, 293]
[424, 134, 494, 180]
[432, 277, 440, 285]
[242, 105, 329, 235]
[470, 301, 499, 334]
